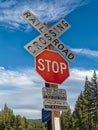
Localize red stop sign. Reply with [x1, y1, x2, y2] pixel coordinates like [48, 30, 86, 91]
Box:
[35, 50, 70, 84]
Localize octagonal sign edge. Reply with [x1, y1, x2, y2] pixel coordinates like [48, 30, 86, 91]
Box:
[35, 50, 70, 84]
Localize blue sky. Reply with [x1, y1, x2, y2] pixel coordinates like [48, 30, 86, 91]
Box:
[0, 0, 98, 119]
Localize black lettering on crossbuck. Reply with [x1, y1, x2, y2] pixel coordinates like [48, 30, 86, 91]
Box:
[22, 10, 76, 62]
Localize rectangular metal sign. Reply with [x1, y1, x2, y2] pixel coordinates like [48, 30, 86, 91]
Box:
[43, 99, 69, 111]
[42, 108, 51, 123]
[42, 87, 67, 100]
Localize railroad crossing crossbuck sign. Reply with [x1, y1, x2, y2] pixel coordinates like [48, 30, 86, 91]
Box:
[22, 10, 76, 62]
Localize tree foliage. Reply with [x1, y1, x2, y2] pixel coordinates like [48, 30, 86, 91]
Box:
[61, 71, 98, 130]
[0, 104, 47, 130]
[0, 71, 98, 130]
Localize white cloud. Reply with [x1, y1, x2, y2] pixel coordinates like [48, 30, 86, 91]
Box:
[72, 48, 98, 57]
[0, 66, 97, 119]
[0, 67, 43, 87]
[70, 68, 95, 80]
[0, 0, 89, 30]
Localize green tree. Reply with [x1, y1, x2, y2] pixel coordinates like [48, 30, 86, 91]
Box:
[91, 71, 98, 130]
[61, 108, 71, 130]
[72, 71, 98, 130]
[0, 104, 15, 130]
[83, 77, 93, 130]
[71, 91, 86, 130]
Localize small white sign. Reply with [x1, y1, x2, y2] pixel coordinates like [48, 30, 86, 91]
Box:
[43, 99, 69, 111]
[54, 118, 60, 130]
[44, 99, 68, 106]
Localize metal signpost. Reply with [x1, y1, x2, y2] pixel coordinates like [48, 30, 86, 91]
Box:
[22, 10, 76, 130]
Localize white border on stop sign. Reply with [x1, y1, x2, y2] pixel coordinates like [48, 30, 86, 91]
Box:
[35, 49, 70, 85]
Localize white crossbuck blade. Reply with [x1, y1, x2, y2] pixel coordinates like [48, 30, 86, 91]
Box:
[22, 10, 76, 62]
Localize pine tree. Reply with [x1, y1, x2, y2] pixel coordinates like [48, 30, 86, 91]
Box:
[61, 108, 71, 130]
[91, 71, 98, 130]
[0, 104, 15, 130]
[71, 75, 97, 130]
[60, 71, 98, 130]
[71, 91, 86, 130]
[0, 104, 47, 130]
[83, 77, 93, 130]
